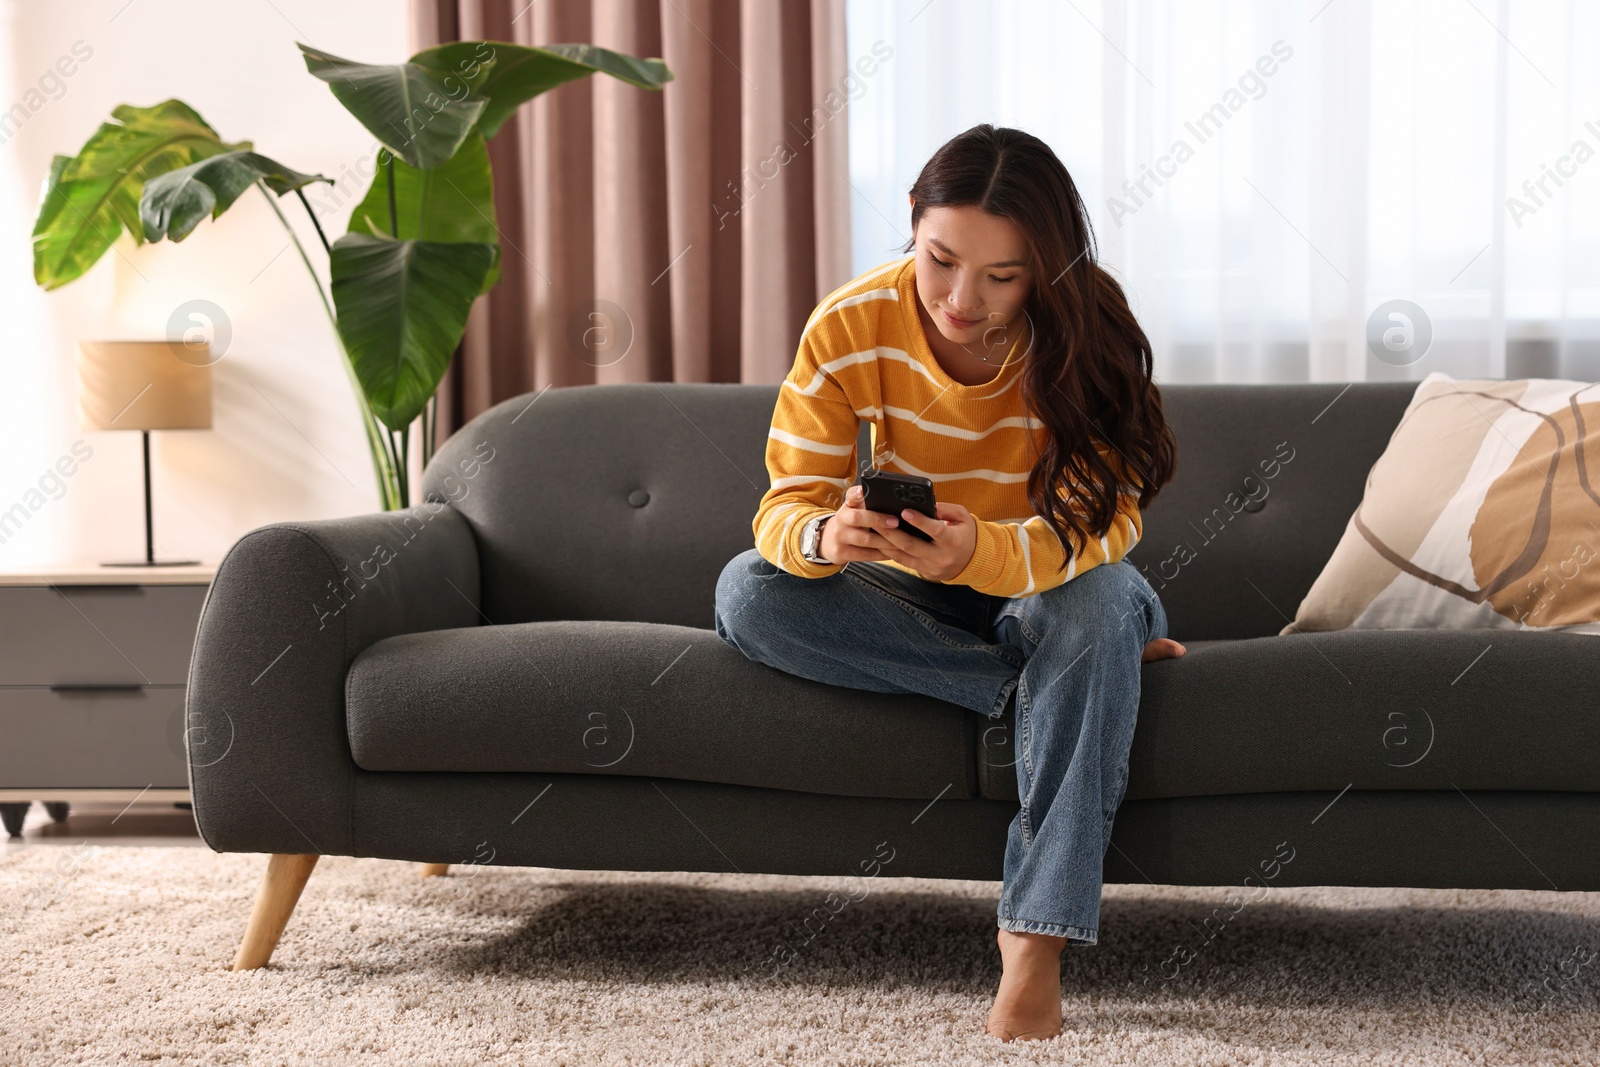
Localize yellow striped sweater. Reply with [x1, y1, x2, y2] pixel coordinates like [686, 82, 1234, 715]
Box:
[751, 252, 1144, 599]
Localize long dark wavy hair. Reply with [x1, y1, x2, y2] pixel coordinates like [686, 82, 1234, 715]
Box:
[900, 124, 1178, 572]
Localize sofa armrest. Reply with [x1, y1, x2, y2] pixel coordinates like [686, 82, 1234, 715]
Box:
[185, 502, 480, 855]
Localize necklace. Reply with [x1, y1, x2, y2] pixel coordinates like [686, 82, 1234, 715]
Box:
[968, 341, 1009, 366]
[965, 314, 1028, 366]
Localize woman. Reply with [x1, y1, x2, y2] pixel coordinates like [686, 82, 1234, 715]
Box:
[713, 124, 1185, 1042]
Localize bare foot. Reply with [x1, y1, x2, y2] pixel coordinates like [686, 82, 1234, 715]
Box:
[1141, 636, 1186, 662]
[985, 928, 1066, 1041]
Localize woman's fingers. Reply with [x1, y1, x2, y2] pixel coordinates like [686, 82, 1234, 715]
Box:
[827, 483, 925, 564]
[837, 485, 900, 536]
[893, 508, 936, 537]
[824, 505, 891, 562]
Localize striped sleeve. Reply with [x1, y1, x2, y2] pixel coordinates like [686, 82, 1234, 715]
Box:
[943, 458, 1145, 599]
[751, 332, 860, 578]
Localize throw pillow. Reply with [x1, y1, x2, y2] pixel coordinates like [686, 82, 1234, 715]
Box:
[1282, 371, 1600, 635]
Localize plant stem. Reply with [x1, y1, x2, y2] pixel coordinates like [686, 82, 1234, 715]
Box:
[419, 402, 428, 474]
[262, 183, 334, 329]
[387, 427, 408, 507]
[384, 152, 398, 236]
[375, 421, 403, 509]
[262, 182, 401, 509]
[399, 424, 411, 506]
[424, 393, 436, 467]
[293, 187, 332, 256]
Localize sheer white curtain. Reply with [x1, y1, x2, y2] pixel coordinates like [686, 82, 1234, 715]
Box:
[845, 0, 1600, 384]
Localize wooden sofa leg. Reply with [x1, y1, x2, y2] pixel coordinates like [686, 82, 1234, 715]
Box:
[420, 863, 450, 877]
[233, 853, 319, 971]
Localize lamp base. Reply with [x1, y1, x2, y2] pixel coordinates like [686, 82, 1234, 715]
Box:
[99, 559, 201, 568]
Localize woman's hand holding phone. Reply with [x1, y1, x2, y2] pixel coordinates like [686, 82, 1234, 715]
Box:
[818, 484, 895, 564]
[822, 484, 979, 583]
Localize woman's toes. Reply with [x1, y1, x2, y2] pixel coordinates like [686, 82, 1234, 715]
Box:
[1141, 637, 1186, 662]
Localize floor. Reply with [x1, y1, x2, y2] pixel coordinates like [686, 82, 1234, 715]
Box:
[3, 801, 1597, 1065]
[2, 798, 205, 849]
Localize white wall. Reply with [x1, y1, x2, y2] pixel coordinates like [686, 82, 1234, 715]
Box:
[0, 0, 410, 568]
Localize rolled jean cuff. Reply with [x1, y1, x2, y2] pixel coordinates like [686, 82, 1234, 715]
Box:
[987, 675, 1019, 719]
[996, 917, 1098, 945]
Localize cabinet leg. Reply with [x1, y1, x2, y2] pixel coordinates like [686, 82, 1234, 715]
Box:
[420, 863, 450, 877]
[43, 802, 70, 823]
[0, 803, 29, 838]
[232, 853, 319, 971]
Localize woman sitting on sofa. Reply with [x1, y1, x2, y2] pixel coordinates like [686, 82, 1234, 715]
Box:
[714, 123, 1186, 1042]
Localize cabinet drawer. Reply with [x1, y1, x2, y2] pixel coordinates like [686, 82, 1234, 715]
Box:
[0, 585, 208, 685]
[0, 687, 191, 788]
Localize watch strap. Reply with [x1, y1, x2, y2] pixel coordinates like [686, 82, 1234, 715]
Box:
[803, 514, 833, 563]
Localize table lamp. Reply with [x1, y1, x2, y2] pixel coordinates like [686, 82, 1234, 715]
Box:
[77, 340, 213, 567]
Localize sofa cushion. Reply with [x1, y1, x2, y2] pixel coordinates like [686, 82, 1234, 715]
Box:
[979, 629, 1600, 803]
[346, 620, 976, 802]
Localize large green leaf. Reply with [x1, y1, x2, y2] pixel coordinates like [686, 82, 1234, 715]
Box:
[299, 43, 486, 170]
[142, 150, 332, 242]
[330, 232, 494, 431]
[32, 155, 120, 290]
[345, 131, 501, 292]
[410, 41, 673, 139]
[58, 99, 240, 182]
[32, 100, 246, 289]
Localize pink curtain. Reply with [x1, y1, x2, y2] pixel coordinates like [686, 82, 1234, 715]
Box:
[410, 0, 854, 439]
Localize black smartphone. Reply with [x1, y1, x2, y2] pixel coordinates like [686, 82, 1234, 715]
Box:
[858, 469, 938, 542]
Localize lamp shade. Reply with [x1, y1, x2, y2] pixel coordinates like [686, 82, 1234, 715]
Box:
[78, 340, 213, 432]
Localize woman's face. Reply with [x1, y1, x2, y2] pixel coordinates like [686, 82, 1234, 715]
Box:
[911, 203, 1035, 347]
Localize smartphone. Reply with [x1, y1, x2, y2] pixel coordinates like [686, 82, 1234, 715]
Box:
[858, 469, 938, 542]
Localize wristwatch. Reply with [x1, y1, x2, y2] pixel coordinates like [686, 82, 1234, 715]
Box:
[800, 514, 833, 564]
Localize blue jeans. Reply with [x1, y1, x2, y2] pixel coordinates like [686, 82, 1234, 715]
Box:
[711, 546, 1168, 945]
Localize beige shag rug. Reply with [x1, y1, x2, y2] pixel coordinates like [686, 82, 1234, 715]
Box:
[1, 845, 1597, 1065]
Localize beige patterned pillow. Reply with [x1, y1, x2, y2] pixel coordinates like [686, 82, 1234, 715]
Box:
[1283, 371, 1600, 635]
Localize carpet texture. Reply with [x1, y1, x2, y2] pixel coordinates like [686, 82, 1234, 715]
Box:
[1, 846, 1597, 1065]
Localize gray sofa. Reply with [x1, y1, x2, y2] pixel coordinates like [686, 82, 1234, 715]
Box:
[187, 380, 1600, 969]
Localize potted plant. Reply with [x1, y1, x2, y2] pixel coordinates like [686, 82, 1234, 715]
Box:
[32, 40, 672, 509]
